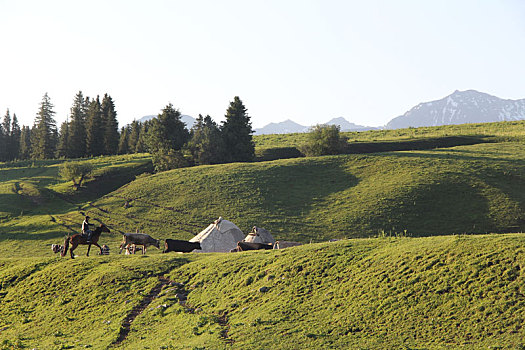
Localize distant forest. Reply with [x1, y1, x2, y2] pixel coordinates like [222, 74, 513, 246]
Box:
[0, 92, 255, 171]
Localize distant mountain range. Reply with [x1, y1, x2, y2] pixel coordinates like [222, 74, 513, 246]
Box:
[135, 90, 525, 134]
[387, 90, 525, 129]
[254, 117, 378, 135]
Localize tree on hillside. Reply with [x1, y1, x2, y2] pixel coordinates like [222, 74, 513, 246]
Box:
[221, 96, 255, 162]
[31, 93, 57, 159]
[0, 109, 20, 161]
[135, 120, 150, 153]
[10, 114, 21, 160]
[186, 114, 225, 165]
[145, 103, 190, 171]
[68, 91, 88, 158]
[19, 126, 31, 159]
[56, 118, 70, 158]
[0, 109, 10, 161]
[127, 120, 141, 153]
[300, 124, 347, 156]
[59, 161, 94, 190]
[118, 126, 130, 154]
[101, 93, 119, 155]
[85, 96, 104, 156]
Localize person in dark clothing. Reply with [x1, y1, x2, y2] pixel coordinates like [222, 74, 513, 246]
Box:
[82, 216, 93, 243]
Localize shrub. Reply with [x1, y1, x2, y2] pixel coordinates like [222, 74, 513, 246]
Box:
[300, 124, 347, 156]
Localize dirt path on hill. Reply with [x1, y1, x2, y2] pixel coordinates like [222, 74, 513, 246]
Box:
[110, 275, 194, 347]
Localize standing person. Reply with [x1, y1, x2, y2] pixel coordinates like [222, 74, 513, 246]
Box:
[82, 216, 93, 243]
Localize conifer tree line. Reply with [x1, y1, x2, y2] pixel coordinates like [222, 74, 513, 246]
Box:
[0, 93, 255, 172]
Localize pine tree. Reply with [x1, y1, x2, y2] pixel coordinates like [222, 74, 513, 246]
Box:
[118, 126, 130, 154]
[68, 91, 88, 158]
[135, 120, 150, 153]
[10, 114, 21, 160]
[101, 93, 119, 155]
[128, 120, 141, 153]
[56, 118, 70, 158]
[85, 96, 104, 156]
[0, 109, 9, 161]
[19, 126, 31, 159]
[221, 96, 255, 162]
[145, 103, 190, 171]
[186, 114, 225, 165]
[31, 93, 57, 159]
[146, 104, 189, 153]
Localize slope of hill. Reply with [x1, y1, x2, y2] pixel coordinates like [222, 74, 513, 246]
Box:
[0, 154, 153, 257]
[387, 90, 525, 129]
[80, 141, 525, 243]
[2, 234, 525, 349]
[254, 120, 525, 149]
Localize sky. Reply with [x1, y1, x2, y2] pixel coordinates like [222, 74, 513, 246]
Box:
[1, 0, 524, 129]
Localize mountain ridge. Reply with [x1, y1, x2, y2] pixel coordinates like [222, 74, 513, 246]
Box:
[387, 89, 525, 129]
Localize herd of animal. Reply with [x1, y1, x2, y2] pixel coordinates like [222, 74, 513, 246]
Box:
[54, 223, 302, 259]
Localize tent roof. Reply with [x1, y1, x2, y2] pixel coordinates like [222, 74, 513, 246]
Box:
[243, 226, 276, 244]
[190, 217, 244, 252]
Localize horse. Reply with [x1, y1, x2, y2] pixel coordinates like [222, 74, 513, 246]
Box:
[61, 224, 111, 259]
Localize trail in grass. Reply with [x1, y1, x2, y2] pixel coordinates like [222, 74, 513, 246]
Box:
[111, 275, 194, 347]
[218, 312, 235, 345]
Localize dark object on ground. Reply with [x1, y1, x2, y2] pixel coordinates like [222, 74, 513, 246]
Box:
[101, 244, 110, 255]
[235, 241, 273, 252]
[51, 244, 64, 254]
[163, 239, 201, 253]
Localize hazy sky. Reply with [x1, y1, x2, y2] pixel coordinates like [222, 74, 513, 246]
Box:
[1, 0, 524, 128]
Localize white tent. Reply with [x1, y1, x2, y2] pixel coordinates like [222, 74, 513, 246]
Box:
[243, 226, 276, 244]
[190, 217, 245, 253]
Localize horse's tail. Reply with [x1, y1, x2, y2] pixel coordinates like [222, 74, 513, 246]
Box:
[61, 236, 70, 257]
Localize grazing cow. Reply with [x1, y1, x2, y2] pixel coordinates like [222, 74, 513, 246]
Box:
[119, 233, 160, 255]
[163, 239, 201, 253]
[236, 241, 273, 252]
[273, 241, 303, 249]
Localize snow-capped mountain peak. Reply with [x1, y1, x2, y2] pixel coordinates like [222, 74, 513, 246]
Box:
[386, 90, 525, 129]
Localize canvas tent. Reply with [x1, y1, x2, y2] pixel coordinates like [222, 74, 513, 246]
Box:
[190, 217, 245, 253]
[243, 226, 276, 244]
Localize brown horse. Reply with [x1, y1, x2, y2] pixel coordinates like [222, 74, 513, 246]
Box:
[61, 224, 111, 259]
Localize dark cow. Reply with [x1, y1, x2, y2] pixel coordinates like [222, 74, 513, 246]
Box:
[163, 239, 201, 253]
[236, 241, 273, 252]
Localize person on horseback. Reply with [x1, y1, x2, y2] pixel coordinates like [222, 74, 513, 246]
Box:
[82, 216, 94, 243]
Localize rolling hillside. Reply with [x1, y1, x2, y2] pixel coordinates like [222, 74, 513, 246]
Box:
[2, 234, 525, 349]
[81, 142, 525, 243]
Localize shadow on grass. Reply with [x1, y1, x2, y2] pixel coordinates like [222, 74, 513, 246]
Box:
[256, 158, 359, 218]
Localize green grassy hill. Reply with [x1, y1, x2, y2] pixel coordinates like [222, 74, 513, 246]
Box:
[83, 141, 525, 243]
[254, 120, 525, 149]
[2, 234, 525, 349]
[0, 154, 152, 257]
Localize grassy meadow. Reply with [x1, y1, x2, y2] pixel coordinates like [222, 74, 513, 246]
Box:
[2, 235, 525, 349]
[0, 120, 524, 349]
